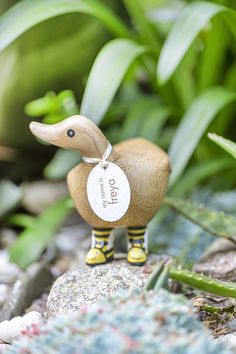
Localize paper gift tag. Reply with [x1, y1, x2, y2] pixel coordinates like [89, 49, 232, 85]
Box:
[87, 162, 131, 222]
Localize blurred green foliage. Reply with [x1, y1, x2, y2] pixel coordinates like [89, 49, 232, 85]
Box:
[0, 0, 232, 189]
[0, 0, 236, 267]
[9, 198, 73, 268]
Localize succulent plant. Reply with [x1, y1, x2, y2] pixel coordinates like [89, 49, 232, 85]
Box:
[4, 290, 232, 354]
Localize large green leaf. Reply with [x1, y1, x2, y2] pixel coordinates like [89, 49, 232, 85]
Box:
[208, 133, 236, 160]
[9, 198, 72, 269]
[165, 196, 236, 242]
[0, 180, 22, 220]
[157, 1, 236, 84]
[0, 0, 129, 52]
[80, 39, 147, 123]
[122, 0, 160, 53]
[170, 157, 235, 196]
[168, 87, 236, 187]
[197, 18, 228, 92]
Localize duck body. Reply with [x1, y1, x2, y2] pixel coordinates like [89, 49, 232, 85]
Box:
[67, 137, 169, 228]
[29, 115, 169, 266]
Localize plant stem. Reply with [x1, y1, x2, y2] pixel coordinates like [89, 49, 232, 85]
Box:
[146, 262, 236, 298]
[169, 267, 236, 298]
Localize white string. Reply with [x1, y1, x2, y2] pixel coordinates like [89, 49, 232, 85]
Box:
[81, 142, 112, 168]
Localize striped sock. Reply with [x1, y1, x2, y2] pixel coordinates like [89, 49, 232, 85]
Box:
[128, 226, 147, 250]
[92, 228, 114, 257]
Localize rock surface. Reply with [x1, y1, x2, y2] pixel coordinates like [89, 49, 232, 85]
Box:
[0, 251, 21, 284]
[0, 263, 53, 321]
[47, 254, 165, 317]
[194, 239, 236, 281]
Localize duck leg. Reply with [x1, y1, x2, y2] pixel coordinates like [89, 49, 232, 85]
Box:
[85, 227, 114, 266]
[127, 226, 148, 266]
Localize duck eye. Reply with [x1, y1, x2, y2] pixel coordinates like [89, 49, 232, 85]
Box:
[67, 129, 75, 138]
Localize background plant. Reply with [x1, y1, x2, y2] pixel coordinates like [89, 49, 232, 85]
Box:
[0, 0, 236, 267]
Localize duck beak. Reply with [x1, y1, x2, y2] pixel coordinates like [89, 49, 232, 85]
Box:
[29, 121, 57, 144]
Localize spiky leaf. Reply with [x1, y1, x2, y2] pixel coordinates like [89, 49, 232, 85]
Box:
[165, 196, 236, 241]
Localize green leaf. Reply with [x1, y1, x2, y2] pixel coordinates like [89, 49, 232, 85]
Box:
[168, 87, 236, 187]
[122, 0, 160, 53]
[119, 97, 158, 140]
[118, 98, 169, 143]
[139, 106, 170, 142]
[0, 181, 22, 220]
[9, 198, 73, 269]
[0, 0, 129, 52]
[80, 39, 147, 123]
[44, 149, 81, 180]
[157, 1, 236, 84]
[171, 55, 196, 111]
[208, 133, 236, 160]
[170, 157, 235, 196]
[164, 196, 236, 242]
[197, 18, 228, 92]
[169, 267, 236, 298]
[8, 214, 35, 228]
[25, 90, 79, 122]
[144, 261, 166, 291]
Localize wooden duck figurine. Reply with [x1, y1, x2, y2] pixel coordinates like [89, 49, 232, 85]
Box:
[30, 115, 169, 266]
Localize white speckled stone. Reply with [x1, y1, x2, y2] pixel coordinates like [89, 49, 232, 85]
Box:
[47, 254, 166, 317]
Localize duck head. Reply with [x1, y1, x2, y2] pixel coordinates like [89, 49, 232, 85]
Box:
[30, 115, 110, 159]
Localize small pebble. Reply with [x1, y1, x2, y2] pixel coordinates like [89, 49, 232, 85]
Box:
[0, 285, 9, 308]
[0, 251, 21, 283]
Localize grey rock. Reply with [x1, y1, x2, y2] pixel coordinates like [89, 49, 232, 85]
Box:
[22, 180, 68, 215]
[0, 285, 9, 310]
[200, 239, 236, 262]
[0, 263, 53, 321]
[0, 229, 17, 248]
[47, 254, 165, 318]
[194, 239, 236, 281]
[0, 251, 21, 284]
[26, 293, 48, 318]
[55, 223, 91, 253]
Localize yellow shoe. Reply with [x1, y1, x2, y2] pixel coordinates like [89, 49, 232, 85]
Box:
[85, 248, 114, 267]
[127, 247, 147, 266]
